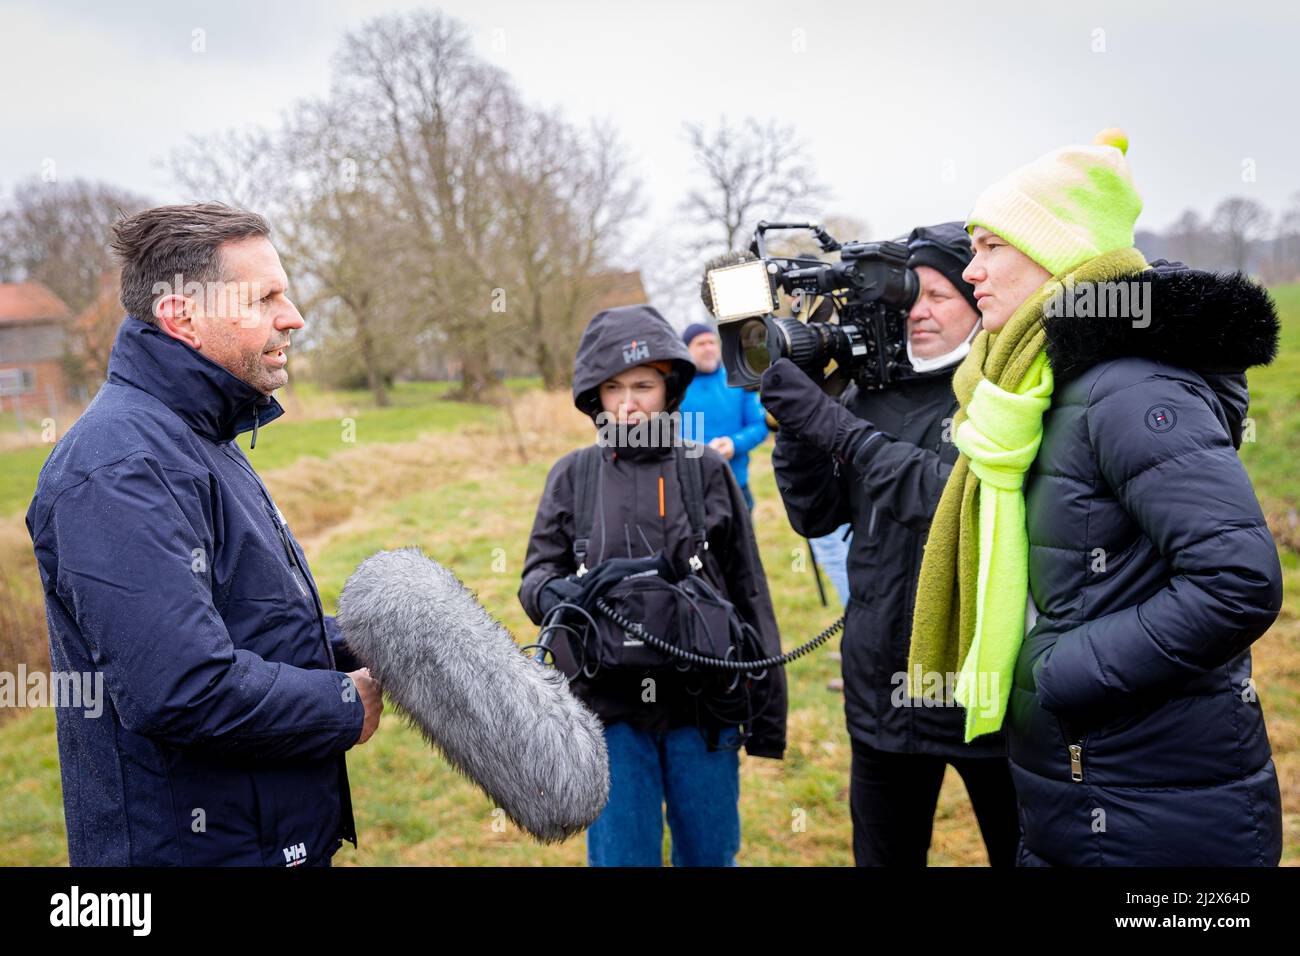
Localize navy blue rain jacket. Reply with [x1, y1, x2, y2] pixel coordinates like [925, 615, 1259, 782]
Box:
[27, 316, 364, 866]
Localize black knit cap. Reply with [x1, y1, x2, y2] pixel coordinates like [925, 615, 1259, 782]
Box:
[907, 221, 979, 313]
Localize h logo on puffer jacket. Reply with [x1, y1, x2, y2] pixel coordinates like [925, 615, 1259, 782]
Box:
[282, 842, 307, 866]
[622, 340, 649, 365]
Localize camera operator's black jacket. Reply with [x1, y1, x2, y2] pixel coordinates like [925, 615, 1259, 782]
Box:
[519, 305, 788, 758]
[772, 372, 1005, 759]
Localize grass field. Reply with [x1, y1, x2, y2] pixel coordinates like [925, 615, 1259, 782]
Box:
[0, 294, 1297, 867]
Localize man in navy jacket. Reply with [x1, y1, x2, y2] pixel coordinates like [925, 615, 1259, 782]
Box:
[26, 203, 383, 866]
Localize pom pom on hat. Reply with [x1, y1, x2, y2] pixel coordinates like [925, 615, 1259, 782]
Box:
[1093, 127, 1129, 155]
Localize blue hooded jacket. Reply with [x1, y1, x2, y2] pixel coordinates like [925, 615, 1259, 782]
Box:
[26, 316, 364, 866]
[678, 365, 770, 489]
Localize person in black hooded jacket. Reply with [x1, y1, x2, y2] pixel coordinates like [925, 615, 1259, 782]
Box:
[519, 303, 787, 867]
[761, 222, 1022, 866]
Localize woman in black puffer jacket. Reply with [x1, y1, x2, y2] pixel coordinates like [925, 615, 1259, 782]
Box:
[931, 129, 1284, 865]
[1013, 262, 1283, 865]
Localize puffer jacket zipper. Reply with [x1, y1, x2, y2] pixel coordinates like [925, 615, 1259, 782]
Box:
[1059, 716, 1087, 782]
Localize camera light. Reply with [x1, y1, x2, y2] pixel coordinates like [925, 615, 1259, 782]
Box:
[707, 260, 777, 322]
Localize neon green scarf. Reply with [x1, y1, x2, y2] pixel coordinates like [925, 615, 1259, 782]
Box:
[907, 247, 1148, 740]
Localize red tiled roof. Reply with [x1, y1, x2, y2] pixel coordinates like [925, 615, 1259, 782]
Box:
[0, 282, 73, 325]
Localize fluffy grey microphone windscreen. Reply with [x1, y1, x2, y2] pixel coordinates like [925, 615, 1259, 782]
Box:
[336, 547, 609, 843]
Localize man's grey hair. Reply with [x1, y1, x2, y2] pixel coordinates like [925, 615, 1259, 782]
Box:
[110, 203, 270, 325]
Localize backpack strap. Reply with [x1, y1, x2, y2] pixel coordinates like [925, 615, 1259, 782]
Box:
[573, 441, 709, 575]
[571, 444, 603, 576]
[675, 441, 709, 572]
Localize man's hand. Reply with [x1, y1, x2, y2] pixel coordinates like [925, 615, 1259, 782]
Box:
[348, 668, 383, 745]
[759, 358, 878, 462]
[709, 435, 735, 460]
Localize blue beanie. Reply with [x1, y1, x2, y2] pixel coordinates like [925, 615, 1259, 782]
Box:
[682, 322, 716, 347]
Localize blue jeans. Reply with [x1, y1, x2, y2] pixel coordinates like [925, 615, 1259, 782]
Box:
[586, 722, 741, 867]
[809, 523, 852, 608]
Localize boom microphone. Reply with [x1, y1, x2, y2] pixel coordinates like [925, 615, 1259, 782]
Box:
[336, 547, 609, 843]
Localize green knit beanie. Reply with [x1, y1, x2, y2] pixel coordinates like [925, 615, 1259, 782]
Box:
[966, 128, 1143, 276]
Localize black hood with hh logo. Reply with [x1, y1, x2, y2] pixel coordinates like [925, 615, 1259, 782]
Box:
[571, 304, 697, 420]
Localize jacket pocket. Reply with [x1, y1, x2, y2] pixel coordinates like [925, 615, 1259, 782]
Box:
[255, 760, 341, 867]
[168, 753, 263, 865]
[842, 597, 887, 715]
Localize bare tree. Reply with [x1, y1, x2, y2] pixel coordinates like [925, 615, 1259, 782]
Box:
[332, 10, 521, 400]
[1271, 190, 1300, 283]
[328, 9, 646, 398]
[275, 98, 421, 406]
[1165, 209, 1210, 268]
[491, 108, 644, 388]
[682, 117, 830, 255]
[169, 127, 282, 214]
[1213, 197, 1271, 273]
[72, 270, 124, 386]
[0, 178, 150, 313]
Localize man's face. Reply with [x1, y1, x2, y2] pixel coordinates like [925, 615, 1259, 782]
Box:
[907, 266, 980, 359]
[190, 236, 304, 395]
[687, 332, 721, 373]
[962, 227, 1052, 333]
[599, 366, 666, 423]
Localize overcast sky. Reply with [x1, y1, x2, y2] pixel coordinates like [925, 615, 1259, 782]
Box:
[3, 0, 1297, 311]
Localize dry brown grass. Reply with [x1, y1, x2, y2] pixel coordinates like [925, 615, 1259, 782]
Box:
[0, 518, 48, 703]
[264, 389, 589, 554]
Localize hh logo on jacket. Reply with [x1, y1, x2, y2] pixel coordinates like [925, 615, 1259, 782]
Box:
[283, 842, 307, 866]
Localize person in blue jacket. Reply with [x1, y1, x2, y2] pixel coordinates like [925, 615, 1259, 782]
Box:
[26, 203, 383, 867]
[677, 323, 770, 509]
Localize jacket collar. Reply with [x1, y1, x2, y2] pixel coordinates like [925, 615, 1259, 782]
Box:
[106, 316, 284, 444]
[595, 411, 680, 462]
[1042, 263, 1279, 387]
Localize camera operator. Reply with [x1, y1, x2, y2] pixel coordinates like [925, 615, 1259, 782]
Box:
[759, 222, 1019, 867]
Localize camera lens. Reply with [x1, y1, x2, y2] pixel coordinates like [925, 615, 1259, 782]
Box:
[739, 318, 770, 376]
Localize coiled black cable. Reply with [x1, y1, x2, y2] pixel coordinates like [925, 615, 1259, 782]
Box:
[593, 596, 844, 671]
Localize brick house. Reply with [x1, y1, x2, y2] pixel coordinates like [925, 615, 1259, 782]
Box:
[0, 282, 75, 416]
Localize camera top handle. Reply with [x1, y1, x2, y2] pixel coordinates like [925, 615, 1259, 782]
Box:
[751, 220, 842, 259]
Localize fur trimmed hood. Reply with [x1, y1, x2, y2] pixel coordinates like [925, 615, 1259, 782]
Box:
[1042, 261, 1280, 388]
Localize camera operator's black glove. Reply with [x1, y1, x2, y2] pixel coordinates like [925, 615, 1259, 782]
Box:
[760, 358, 879, 462]
[538, 552, 679, 617]
[577, 552, 679, 609]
